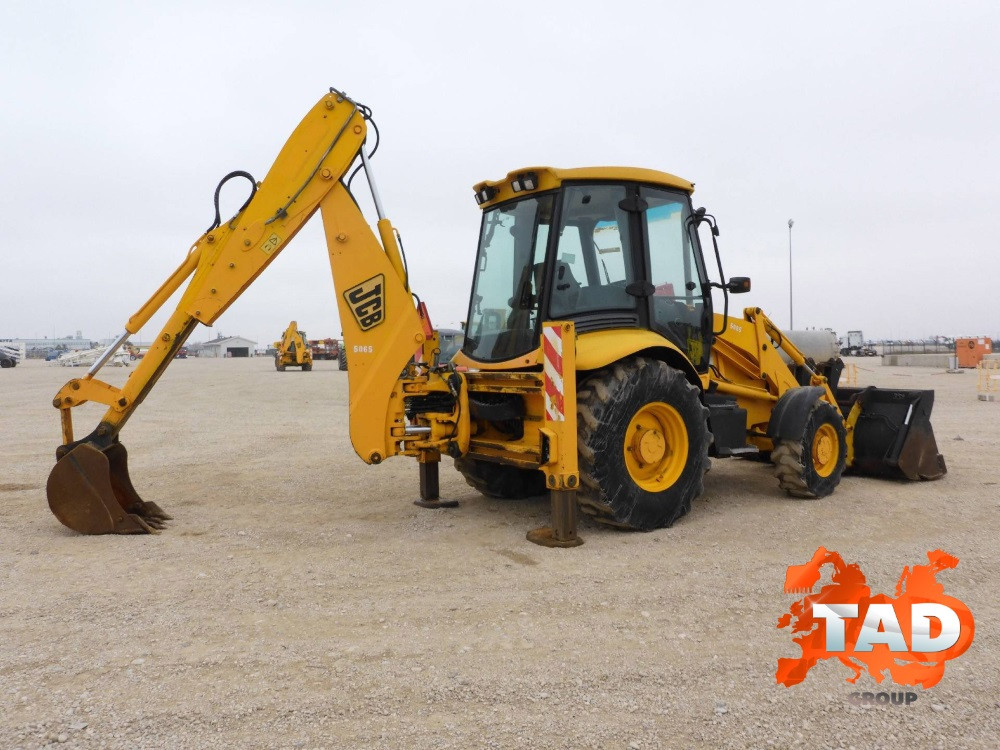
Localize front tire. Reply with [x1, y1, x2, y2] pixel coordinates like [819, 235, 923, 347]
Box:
[577, 357, 710, 530]
[772, 400, 847, 498]
[338, 349, 347, 371]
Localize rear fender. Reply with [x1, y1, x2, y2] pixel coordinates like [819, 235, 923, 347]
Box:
[576, 330, 702, 387]
[453, 329, 704, 387]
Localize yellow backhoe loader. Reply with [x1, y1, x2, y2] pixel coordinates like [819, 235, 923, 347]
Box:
[46, 88, 945, 544]
[273, 321, 313, 371]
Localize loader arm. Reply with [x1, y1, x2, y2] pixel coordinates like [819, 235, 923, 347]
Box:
[711, 307, 945, 483]
[47, 88, 462, 534]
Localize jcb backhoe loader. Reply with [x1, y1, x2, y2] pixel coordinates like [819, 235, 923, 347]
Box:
[46, 88, 945, 544]
[274, 321, 313, 371]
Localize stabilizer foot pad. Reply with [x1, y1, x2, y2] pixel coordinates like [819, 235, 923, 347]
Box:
[413, 499, 459, 509]
[526, 526, 584, 548]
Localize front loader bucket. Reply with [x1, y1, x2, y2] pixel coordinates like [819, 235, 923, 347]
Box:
[47, 442, 172, 534]
[838, 387, 947, 481]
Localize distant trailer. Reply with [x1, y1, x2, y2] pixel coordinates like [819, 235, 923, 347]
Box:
[0, 344, 20, 368]
[54, 348, 130, 367]
[309, 338, 341, 360]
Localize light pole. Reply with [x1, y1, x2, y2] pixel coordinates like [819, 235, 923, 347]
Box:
[787, 219, 794, 330]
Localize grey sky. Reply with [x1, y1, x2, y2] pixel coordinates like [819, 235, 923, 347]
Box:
[2, 0, 997, 345]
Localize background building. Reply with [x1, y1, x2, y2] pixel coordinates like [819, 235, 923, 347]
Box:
[197, 335, 257, 358]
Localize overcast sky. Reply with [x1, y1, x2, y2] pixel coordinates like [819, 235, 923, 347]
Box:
[2, 0, 997, 346]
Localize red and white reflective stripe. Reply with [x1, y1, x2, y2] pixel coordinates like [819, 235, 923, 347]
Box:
[543, 324, 565, 421]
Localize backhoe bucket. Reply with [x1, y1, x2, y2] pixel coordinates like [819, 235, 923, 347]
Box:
[47, 442, 172, 534]
[838, 387, 947, 481]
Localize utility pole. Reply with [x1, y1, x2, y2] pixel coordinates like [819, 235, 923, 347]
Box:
[787, 219, 795, 330]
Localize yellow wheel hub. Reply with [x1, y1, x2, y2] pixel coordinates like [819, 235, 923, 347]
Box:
[624, 402, 688, 491]
[811, 423, 839, 478]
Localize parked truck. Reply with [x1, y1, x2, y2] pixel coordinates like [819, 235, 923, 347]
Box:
[840, 330, 877, 357]
[309, 338, 341, 361]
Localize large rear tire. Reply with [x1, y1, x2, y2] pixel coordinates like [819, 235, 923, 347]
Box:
[454, 457, 547, 499]
[772, 400, 847, 498]
[577, 357, 710, 530]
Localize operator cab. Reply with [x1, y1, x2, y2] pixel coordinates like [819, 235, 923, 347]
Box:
[460, 167, 720, 371]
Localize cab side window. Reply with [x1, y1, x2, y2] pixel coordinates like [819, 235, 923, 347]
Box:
[641, 187, 708, 363]
[550, 185, 636, 317]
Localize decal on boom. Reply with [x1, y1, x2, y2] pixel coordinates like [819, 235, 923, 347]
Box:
[344, 274, 385, 331]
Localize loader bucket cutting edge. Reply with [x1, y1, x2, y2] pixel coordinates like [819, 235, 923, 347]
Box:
[838, 387, 947, 481]
[46, 442, 171, 534]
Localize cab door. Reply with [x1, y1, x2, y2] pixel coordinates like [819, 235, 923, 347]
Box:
[638, 186, 712, 371]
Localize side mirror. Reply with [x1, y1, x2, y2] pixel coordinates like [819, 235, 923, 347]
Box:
[727, 277, 751, 294]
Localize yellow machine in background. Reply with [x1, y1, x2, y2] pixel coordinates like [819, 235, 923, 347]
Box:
[274, 321, 312, 371]
[45, 88, 945, 544]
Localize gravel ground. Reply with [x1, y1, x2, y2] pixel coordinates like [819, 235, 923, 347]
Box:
[1, 356, 997, 749]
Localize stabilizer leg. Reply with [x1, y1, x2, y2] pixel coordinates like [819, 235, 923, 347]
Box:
[527, 489, 584, 548]
[413, 453, 458, 509]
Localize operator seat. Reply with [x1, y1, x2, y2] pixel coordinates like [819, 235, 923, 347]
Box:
[550, 261, 582, 317]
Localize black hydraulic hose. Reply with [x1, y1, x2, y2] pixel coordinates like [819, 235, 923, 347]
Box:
[395, 227, 410, 286]
[206, 171, 257, 233]
[346, 104, 379, 192]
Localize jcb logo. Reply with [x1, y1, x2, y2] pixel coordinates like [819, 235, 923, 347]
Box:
[344, 274, 385, 331]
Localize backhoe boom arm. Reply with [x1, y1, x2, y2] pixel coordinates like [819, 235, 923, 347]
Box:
[47, 89, 456, 535]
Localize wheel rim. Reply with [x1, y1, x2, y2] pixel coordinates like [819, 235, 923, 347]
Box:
[623, 402, 689, 491]
[811, 423, 839, 477]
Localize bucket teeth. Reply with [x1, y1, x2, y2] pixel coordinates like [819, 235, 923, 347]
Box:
[47, 442, 167, 534]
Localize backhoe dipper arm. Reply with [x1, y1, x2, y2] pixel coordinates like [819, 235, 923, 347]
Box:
[47, 89, 439, 535]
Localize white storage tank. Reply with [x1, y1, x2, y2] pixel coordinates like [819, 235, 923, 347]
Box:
[781, 329, 840, 364]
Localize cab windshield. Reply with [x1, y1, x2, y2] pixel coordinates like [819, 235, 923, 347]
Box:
[463, 194, 554, 361]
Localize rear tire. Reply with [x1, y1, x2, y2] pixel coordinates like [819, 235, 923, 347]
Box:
[454, 457, 547, 499]
[772, 400, 847, 498]
[577, 357, 710, 530]
[338, 349, 348, 371]
[302, 362, 312, 371]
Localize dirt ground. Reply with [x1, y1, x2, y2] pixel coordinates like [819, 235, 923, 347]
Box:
[1, 355, 997, 749]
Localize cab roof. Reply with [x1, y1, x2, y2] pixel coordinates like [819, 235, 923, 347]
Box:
[472, 166, 694, 210]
